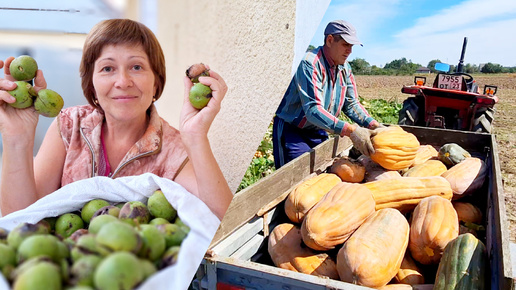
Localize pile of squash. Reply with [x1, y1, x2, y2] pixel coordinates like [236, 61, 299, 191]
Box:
[268, 126, 488, 290]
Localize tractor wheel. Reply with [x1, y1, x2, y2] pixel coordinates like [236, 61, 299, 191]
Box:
[472, 107, 495, 133]
[398, 98, 421, 126]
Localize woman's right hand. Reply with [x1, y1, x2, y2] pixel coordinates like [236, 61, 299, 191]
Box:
[0, 57, 45, 139]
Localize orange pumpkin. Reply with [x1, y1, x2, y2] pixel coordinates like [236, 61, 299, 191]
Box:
[370, 126, 420, 171]
[301, 182, 375, 251]
[336, 208, 409, 288]
[268, 223, 340, 279]
[284, 173, 341, 223]
[409, 195, 459, 265]
[441, 157, 487, 200]
[330, 156, 365, 183]
[364, 176, 453, 213]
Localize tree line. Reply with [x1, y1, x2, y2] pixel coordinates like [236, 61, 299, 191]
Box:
[348, 57, 516, 75]
[305, 45, 516, 75]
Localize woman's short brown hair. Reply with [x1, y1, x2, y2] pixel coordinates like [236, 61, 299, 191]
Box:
[80, 19, 166, 107]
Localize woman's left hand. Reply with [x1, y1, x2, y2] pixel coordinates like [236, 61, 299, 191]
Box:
[179, 66, 227, 143]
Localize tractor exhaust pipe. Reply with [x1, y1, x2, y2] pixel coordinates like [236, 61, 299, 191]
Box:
[457, 37, 468, 73]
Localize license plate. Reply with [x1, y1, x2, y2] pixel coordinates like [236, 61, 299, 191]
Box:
[437, 74, 463, 90]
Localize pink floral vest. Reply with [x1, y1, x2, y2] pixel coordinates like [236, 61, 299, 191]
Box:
[57, 105, 188, 187]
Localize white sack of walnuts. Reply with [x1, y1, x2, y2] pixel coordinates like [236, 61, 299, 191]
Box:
[0, 172, 220, 290]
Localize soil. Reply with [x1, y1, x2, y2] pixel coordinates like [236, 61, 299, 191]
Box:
[356, 73, 516, 243]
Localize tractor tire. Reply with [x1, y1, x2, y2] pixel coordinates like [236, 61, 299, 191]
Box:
[472, 107, 495, 133]
[398, 98, 420, 126]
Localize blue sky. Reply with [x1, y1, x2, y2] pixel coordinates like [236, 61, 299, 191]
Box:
[310, 0, 516, 67]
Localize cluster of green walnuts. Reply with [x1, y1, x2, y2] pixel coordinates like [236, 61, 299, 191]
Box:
[7, 55, 64, 118]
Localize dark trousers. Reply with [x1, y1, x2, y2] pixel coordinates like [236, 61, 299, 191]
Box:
[272, 116, 328, 169]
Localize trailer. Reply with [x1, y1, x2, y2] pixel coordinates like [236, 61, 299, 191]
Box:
[192, 126, 514, 290]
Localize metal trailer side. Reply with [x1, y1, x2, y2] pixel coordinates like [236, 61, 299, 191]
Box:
[193, 126, 514, 290]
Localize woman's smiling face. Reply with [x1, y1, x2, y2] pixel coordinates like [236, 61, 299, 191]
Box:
[92, 43, 156, 121]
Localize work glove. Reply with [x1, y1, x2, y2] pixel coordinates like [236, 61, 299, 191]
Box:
[350, 126, 376, 157]
[369, 121, 386, 129]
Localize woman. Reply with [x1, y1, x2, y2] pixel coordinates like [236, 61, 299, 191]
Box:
[0, 19, 232, 220]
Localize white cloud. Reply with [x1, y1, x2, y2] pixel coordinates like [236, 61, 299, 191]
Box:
[397, 0, 516, 39]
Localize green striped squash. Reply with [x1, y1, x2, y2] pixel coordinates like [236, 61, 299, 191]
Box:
[434, 233, 486, 290]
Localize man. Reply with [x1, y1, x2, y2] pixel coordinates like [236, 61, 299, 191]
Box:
[273, 20, 382, 169]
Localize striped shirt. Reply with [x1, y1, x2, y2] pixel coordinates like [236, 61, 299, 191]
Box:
[275, 46, 376, 137]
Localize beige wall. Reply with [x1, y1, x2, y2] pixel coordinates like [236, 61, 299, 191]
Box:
[154, 0, 296, 192]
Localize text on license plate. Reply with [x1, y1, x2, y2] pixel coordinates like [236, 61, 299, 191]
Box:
[438, 74, 463, 90]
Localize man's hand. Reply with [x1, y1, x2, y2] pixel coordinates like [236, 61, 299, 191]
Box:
[350, 126, 376, 157]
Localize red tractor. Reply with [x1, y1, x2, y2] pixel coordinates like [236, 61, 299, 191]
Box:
[398, 37, 498, 133]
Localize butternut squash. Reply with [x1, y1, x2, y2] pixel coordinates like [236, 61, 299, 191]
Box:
[336, 208, 409, 288]
[284, 173, 341, 223]
[441, 157, 487, 200]
[370, 126, 420, 171]
[412, 144, 439, 166]
[452, 202, 483, 224]
[268, 223, 340, 279]
[394, 252, 425, 285]
[403, 159, 447, 177]
[330, 156, 365, 183]
[409, 195, 459, 265]
[301, 182, 375, 251]
[364, 176, 453, 213]
[358, 155, 402, 182]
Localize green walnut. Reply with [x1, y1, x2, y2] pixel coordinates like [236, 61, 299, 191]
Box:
[156, 223, 188, 248]
[93, 252, 144, 290]
[147, 190, 177, 222]
[34, 89, 64, 118]
[17, 234, 61, 264]
[7, 222, 49, 250]
[7, 81, 37, 109]
[0, 243, 16, 270]
[55, 213, 84, 239]
[11, 261, 62, 290]
[81, 199, 110, 224]
[118, 201, 151, 226]
[189, 83, 212, 110]
[9, 55, 38, 81]
[186, 63, 212, 109]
